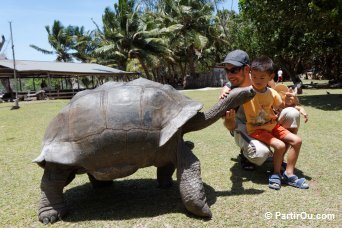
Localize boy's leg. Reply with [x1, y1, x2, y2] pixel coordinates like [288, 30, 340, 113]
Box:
[278, 130, 308, 189]
[250, 130, 286, 174]
[281, 132, 302, 176]
[250, 129, 287, 190]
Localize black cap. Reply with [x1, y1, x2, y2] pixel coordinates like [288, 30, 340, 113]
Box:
[222, 50, 249, 66]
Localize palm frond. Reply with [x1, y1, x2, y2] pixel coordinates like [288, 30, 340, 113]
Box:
[29, 44, 53, 55]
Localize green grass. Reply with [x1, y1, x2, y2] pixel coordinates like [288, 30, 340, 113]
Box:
[0, 87, 341, 227]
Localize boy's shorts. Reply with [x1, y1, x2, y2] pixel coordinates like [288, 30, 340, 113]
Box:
[250, 124, 290, 145]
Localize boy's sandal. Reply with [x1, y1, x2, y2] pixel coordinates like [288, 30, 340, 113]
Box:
[283, 172, 309, 189]
[268, 174, 282, 190]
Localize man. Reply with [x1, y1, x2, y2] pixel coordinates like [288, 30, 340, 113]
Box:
[221, 50, 301, 170]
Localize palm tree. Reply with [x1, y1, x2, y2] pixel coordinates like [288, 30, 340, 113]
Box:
[95, 0, 179, 80]
[69, 26, 99, 63]
[160, 0, 214, 79]
[30, 20, 74, 62]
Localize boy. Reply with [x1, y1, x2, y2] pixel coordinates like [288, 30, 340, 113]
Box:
[243, 56, 309, 190]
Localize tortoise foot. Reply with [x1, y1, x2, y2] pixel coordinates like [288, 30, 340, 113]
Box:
[39, 206, 68, 224]
[187, 202, 212, 218]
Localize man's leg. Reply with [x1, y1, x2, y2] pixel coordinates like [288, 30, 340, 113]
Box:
[234, 124, 272, 167]
[278, 107, 300, 133]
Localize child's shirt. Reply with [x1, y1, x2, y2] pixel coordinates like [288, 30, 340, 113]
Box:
[243, 87, 282, 134]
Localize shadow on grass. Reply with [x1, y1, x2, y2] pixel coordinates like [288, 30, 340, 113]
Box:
[214, 156, 312, 198]
[62, 157, 312, 223]
[299, 94, 342, 111]
[63, 178, 216, 222]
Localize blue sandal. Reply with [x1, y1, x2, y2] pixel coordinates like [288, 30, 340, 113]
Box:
[283, 172, 309, 189]
[269, 174, 282, 190]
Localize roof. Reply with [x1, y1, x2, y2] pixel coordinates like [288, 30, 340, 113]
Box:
[0, 60, 136, 78]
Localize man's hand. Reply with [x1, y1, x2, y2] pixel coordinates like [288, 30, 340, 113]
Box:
[284, 91, 299, 106]
[219, 86, 231, 99]
[223, 109, 236, 131]
[225, 109, 236, 120]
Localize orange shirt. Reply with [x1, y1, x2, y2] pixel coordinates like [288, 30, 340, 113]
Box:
[243, 87, 282, 134]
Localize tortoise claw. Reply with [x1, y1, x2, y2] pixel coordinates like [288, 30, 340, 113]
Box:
[42, 217, 50, 225]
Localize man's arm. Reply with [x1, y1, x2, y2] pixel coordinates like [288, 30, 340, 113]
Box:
[295, 106, 309, 123]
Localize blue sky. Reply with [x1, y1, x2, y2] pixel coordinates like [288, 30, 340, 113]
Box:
[0, 0, 239, 62]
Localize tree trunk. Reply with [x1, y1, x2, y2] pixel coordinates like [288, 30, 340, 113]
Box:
[137, 57, 151, 80]
[1, 78, 14, 101]
[0, 35, 5, 51]
[187, 44, 196, 77]
[1, 79, 12, 93]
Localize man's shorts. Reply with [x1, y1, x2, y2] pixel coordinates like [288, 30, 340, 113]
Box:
[278, 107, 300, 129]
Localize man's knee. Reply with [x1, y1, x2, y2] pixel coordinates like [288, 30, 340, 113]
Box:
[278, 107, 300, 129]
[241, 140, 272, 166]
[234, 128, 272, 166]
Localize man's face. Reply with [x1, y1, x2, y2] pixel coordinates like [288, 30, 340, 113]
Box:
[224, 63, 245, 87]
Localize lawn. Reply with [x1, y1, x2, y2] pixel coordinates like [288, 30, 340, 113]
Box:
[0, 85, 341, 227]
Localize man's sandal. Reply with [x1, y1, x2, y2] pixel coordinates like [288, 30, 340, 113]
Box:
[268, 174, 282, 190]
[282, 172, 309, 189]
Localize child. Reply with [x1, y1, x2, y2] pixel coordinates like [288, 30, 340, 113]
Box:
[243, 56, 309, 190]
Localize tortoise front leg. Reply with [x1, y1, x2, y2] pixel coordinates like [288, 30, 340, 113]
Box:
[177, 142, 212, 218]
[39, 163, 75, 224]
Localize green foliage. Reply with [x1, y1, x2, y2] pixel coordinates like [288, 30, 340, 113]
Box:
[30, 0, 341, 85]
[239, 0, 341, 81]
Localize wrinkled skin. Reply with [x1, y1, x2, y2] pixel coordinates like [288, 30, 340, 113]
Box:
[34, 78, 255, 224]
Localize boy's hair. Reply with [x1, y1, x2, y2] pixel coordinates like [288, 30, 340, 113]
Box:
[251, 56, 274, 74]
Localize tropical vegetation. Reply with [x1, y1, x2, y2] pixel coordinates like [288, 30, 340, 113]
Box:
[3, 0, 341, 92]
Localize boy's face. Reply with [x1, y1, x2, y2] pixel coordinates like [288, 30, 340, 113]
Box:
[250, 70, 273, 92]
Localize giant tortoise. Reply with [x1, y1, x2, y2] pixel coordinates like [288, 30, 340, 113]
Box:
[33, 78, 255, 224]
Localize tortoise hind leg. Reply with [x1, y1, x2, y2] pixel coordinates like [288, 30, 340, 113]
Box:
[39, 163, 76, 224]
[87, 173, 113, 188]
[157, 163, 175, 188]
